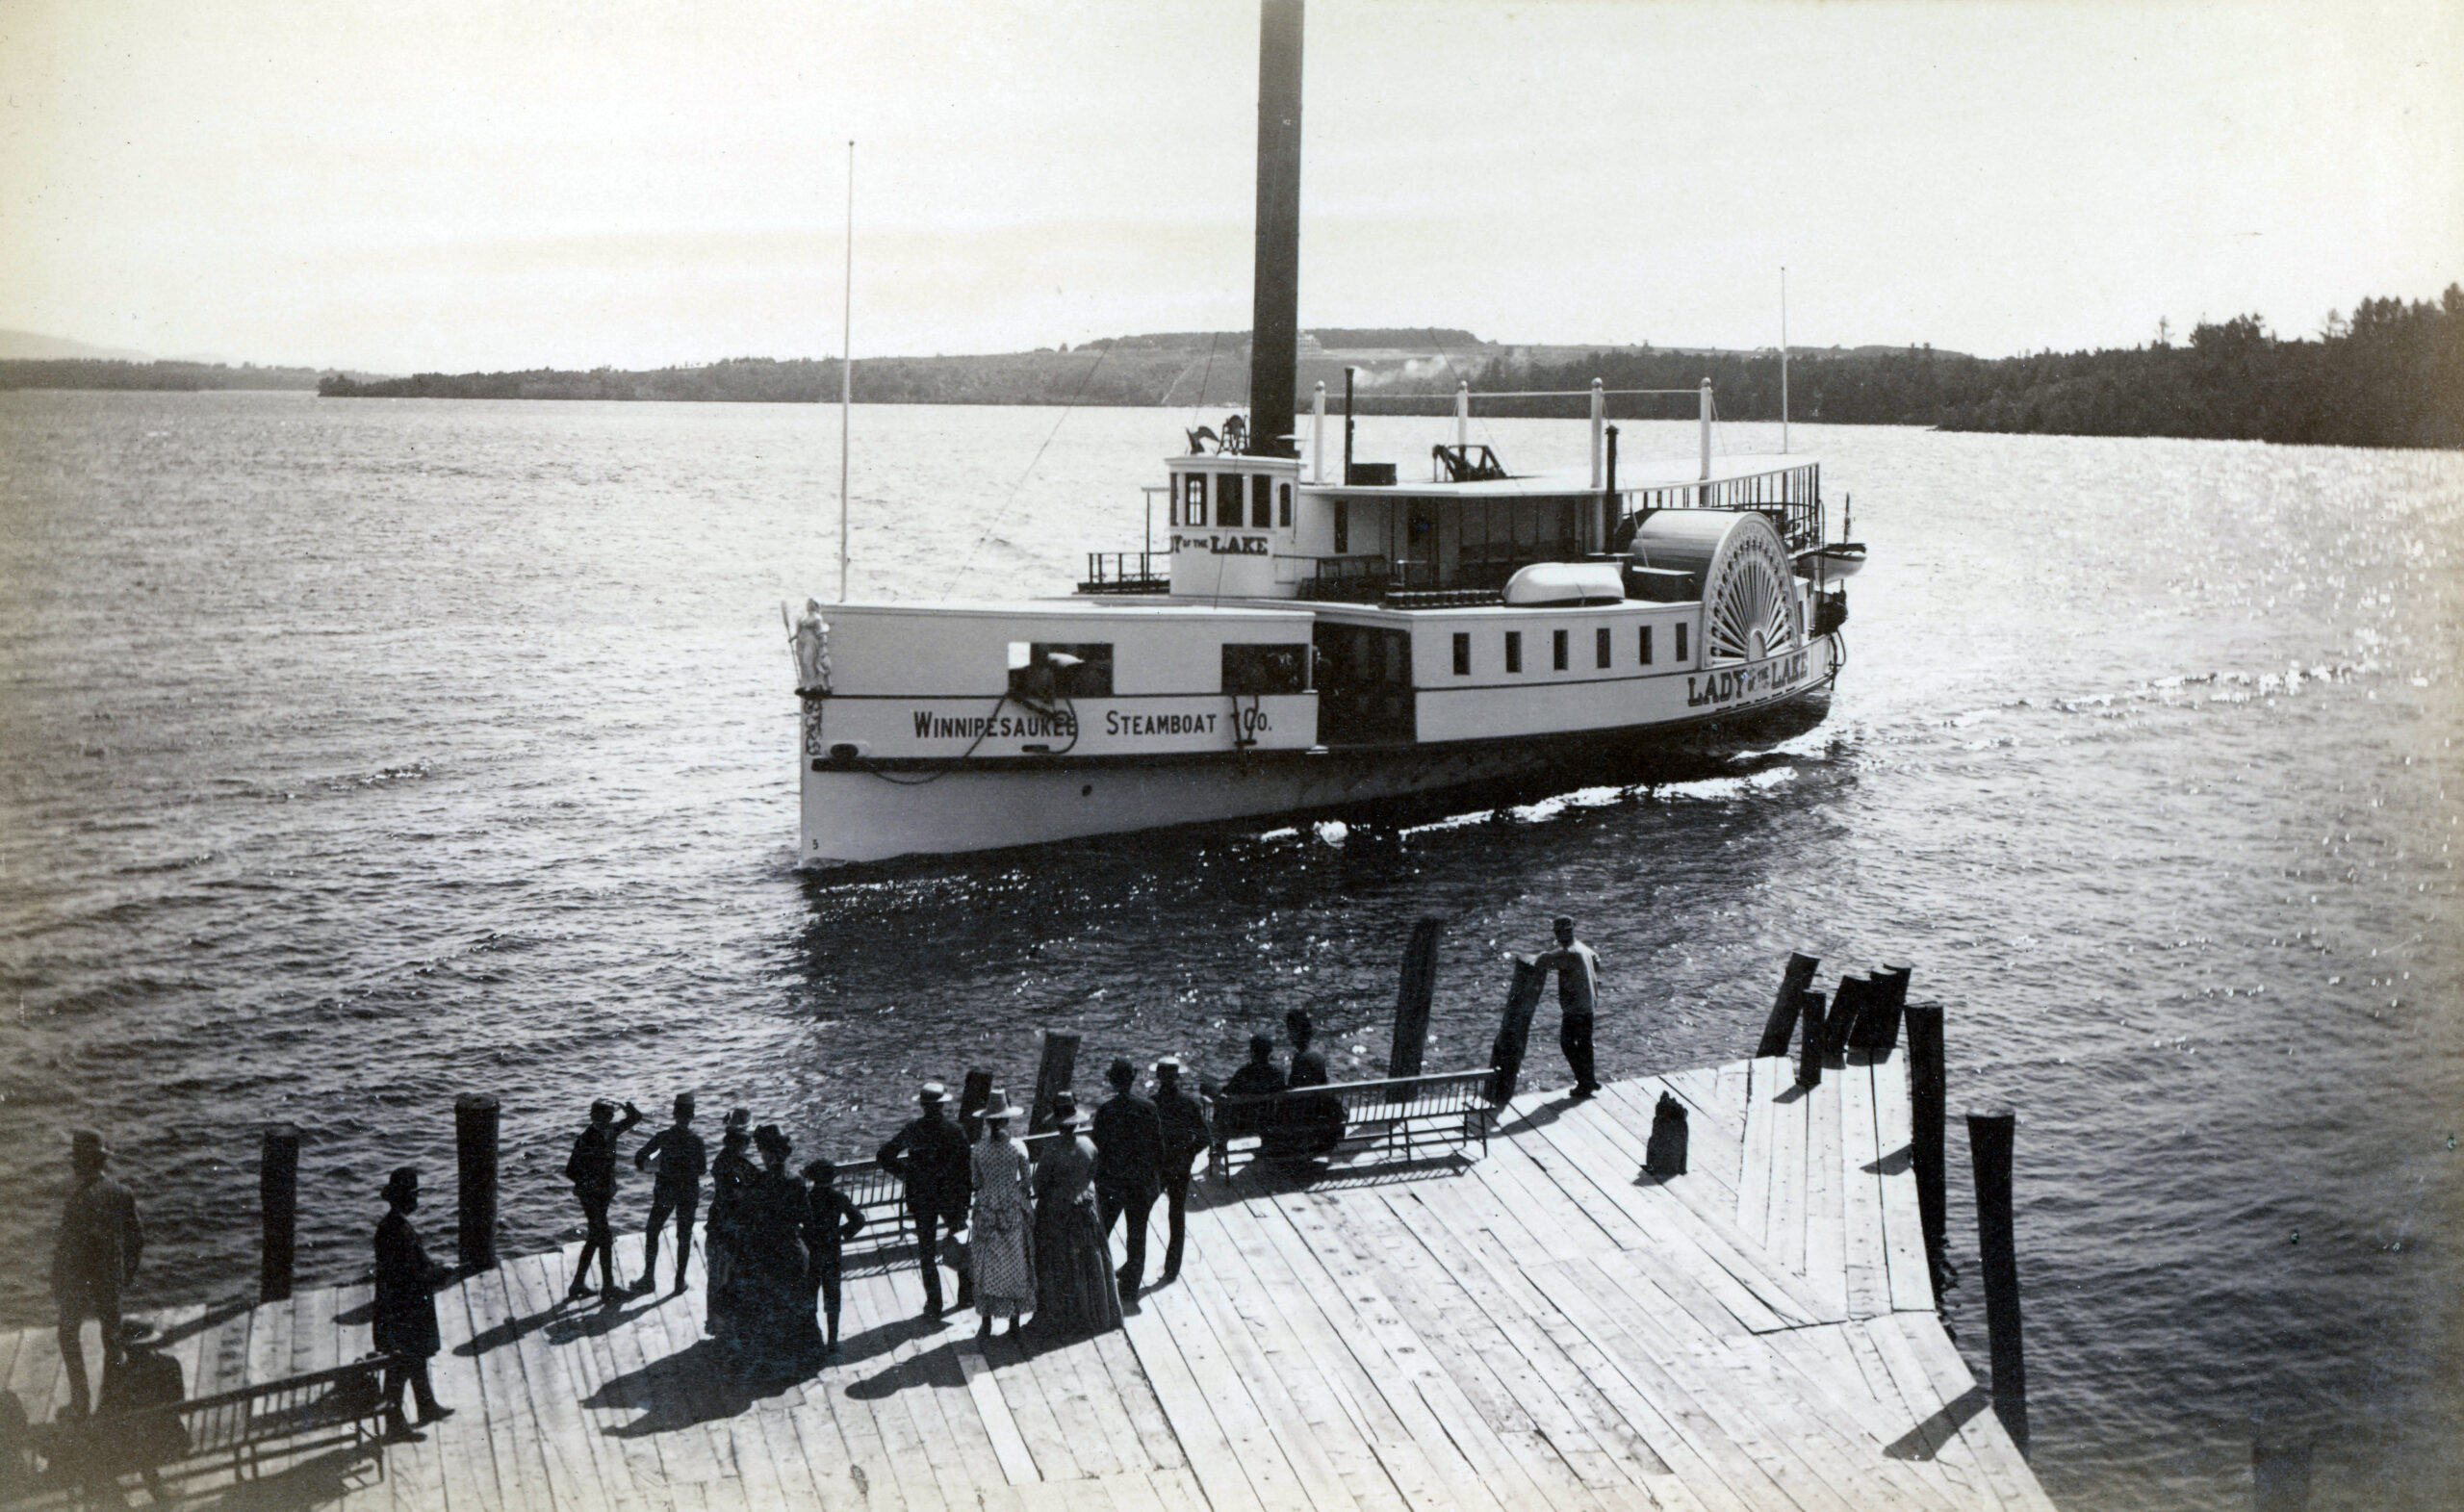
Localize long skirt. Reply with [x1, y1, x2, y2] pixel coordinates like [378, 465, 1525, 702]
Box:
[1031, 1195, 1123, 1338]
[972, 1214, 1036, 1320]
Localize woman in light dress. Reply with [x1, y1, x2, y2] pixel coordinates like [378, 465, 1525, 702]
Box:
[970, 1097, 1038, 1347]
[1030, 1098, 1123, 1340]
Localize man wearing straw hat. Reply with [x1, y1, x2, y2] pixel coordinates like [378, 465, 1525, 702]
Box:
[51, 1129, 142, 1422]
[877, 1082, 973, 1320]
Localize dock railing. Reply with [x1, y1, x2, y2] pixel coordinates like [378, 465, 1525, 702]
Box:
[1208, 1067, 1494, 1180]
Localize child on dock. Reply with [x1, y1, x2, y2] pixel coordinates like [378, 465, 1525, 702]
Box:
[800, 1158, 865, 1364]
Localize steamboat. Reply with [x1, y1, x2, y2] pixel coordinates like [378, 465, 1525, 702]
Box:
[792, 0, 1852, 868]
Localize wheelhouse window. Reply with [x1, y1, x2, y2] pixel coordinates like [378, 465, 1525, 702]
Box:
[1251, 475, 1271, 528]
[1278, 482, 1292, 527]
[1008, 642, 1114, 700]
[1504, 630, 1522, 674]
[1181, 474, 1207, 526]
[1451, 632, 1470, 676]
[1218, 473, 1245, 527]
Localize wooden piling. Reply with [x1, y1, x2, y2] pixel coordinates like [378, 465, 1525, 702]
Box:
[1389, 916, 1443, 1078]
[1854, 964, 1912, 1055]
[1488, 956, 1547, 1104]
[959, 1069, 994, 1141]
[1967, 1108, 2028, 1455]
[1904, 999, 1952, 1294]
[1755, 952, 1820, 1058]
[454, 1092, 500, 1272]
[259, 1123, 298, 1303]
[1796, 989, 1827, 1088]
[1028, 1031, 1081, 1134]
[1825, 973, 1870, 1063]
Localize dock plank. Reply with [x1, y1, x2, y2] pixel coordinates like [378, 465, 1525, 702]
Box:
[1805, 1073, 1848, 1320]
[1871, 1055, 1938, 1313]
[1838, 1060, 1890, 1319]
[1732, 1058, 1785, 1247]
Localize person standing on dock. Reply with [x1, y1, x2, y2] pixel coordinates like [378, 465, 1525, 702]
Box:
[876, 1083, 973, 1320]
[800, 1159, 864, 1364]
[704, 1110, 755, 1341]
[629, 1092, 706, 1296]
[563, 1098, 642, 1303]
[736, 1126, 819, 1374]
[1536, 916, 1604, 1098]
[1152, 1056, 1210, 1284]
[372, 1167, 453, 1441]
[969, 1096, 1038, 1349]
[1030, 1098, 1122, 1339]
[51, 1129, 141, 1422]
[1091, 1056, 1164, 1307]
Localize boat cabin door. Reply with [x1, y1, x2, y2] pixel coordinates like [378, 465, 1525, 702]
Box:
[1312, 623, 1416, 746]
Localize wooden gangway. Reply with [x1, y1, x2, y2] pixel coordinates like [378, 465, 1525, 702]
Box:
[2, 1052, 2054, 1511]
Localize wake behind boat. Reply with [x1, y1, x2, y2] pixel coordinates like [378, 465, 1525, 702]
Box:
[791, 0, 1856, 868]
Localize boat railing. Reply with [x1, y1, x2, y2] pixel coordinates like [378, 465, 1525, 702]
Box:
[1295, 555, 1392, 602]
[1078, 551, 1170, 595]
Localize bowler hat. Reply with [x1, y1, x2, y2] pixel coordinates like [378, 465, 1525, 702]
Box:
[753, 1123, 792, 1157]
[68, 1129, 109, 1166]
[380, 1166, 420, 1204]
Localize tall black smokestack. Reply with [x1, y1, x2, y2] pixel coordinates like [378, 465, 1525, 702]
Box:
[1245, 0, 1303, 457]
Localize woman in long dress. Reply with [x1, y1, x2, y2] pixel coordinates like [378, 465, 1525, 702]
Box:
[738, 1124, 819, 1375]
[1030, 1102, 1123, 1340]
[970, 1098, 1037, 1347]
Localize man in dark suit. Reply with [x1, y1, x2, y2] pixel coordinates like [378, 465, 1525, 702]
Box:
[564, 1098, 642, 1302]
[52, 1129, 141, 1422]
[372, 1166, 453, 1441]
[630, 1092, 707, 1295]
[1091, 1057, 1165, 1305]
[875, 1082, 972, 1319]
[1151, 1057, 1210, 1285]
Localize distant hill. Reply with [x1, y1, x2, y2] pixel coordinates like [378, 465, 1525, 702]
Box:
[0, 358, 332, 393]
[0, 328, 153, 362]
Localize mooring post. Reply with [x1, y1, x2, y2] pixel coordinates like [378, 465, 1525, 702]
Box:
[1825, 973, 1871, 1063]
[1488, 956, 1547, 1104]
[1028, 1031, 1081, 1134]
[1904, 999, 1952, 1295]
[454, 1092, 500, 1271]
[1390, 916, 1443, 1078]
[259, 1123, 298, 1303]
[1756, 952, 1820, 1058]
[959, 1069, 994, 1142]
[1796, 989, 1827, 1088]
[1968, 1107, 2028, 1455]
[1854, 963, 1912, 1055]
[2252, 1431, 2314, 1511]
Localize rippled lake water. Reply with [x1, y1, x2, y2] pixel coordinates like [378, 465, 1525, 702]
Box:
[1, 390, 2457, 1508]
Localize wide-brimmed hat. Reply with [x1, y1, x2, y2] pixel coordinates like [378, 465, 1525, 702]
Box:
[380, 1166, 420, 1204]
[1056, 1105, 1095, 1130]
[68, 1129, 109, 1166]
[1154, 1054, 1184, 1076]
[753, 1123, 792, 1157]
[917, 1081, 947, 1104]
[980, 1096, 1027, 1124]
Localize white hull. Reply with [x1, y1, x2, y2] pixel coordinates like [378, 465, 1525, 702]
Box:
[797, 652, 1835, 866]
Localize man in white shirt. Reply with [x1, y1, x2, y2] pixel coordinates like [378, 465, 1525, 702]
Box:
[1536, 916, 1604, 1098]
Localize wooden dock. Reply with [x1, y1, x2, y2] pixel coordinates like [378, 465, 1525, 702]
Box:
[3, 1051, 2054, 1510]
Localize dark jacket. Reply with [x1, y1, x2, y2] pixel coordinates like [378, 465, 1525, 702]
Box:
[372, 1208, 448, 1358]
[52, 1173, 142, 1292]
[876, 1114, 971, 1210]
[1219, 1061, 1286, 1138]
[565, 1109, 643, 1199]
[1155, 1085, 1212, 1167]
[634, 1123, 708, 1201]
[802, 1186, 866, 1275]
[1091, 1091, 1165, 1192]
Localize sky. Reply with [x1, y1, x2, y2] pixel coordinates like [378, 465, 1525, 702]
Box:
[1, 0, 2457, 372]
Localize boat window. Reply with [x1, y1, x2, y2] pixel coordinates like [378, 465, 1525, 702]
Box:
[1553, 629, 1569, 671]
[1675, 623, 1689, 662]
[1008, 641, 1114, 701]
[1223, 642, 1309, 695]
[1639, 625, 1654, 665]
[1333, 500, 1349, 553]
[1251, 475, 1272, 528]
[1452, 632, 1470, 676]
[1504, 631, 1522, 674]
[1220, 474, 1249, 527]
[1278, 482, 1292, 527]
[1182, 473, 1207, 525]
[1596, 628, 1611, 669]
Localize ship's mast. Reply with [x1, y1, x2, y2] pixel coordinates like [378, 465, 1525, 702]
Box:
[1245, 0, 1304, 458]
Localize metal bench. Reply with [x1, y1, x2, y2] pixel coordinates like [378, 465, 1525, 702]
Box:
[30, 1353, 403, 1496]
